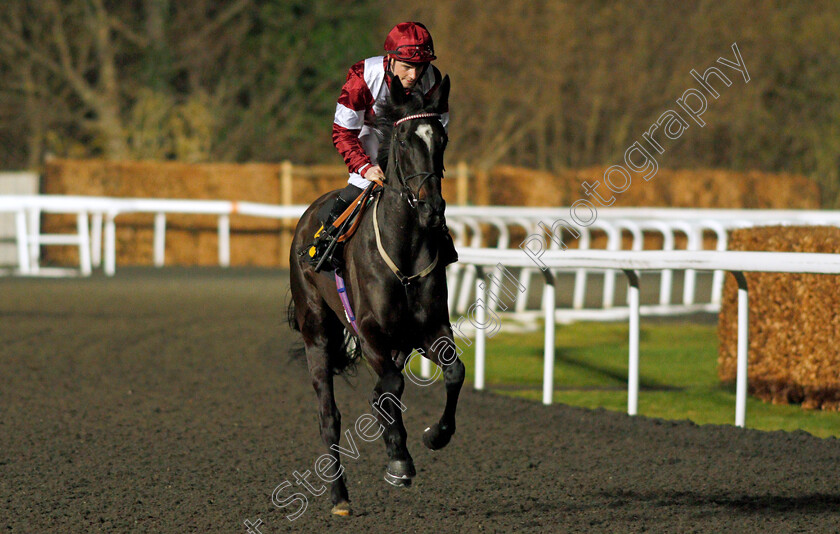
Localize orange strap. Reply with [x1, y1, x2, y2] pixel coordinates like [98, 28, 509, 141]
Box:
[333, 180, 384, 243]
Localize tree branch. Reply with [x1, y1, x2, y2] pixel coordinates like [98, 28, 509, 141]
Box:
[180, 0, 252, 52]
[37, 0, 99, 106]
[109, 15, 150, 48]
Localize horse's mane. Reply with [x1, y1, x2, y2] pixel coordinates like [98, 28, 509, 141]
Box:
[375, 88, 428, 172]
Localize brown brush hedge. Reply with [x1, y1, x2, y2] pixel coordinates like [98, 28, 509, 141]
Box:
[40, 159, 821, 267]
[718, 226, 840, 410]
[486, 166, 820, 209]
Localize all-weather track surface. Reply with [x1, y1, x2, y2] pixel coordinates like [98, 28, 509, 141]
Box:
[1, 268, 839, 533]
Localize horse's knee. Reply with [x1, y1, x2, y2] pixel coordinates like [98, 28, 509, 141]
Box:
[318, 401, 341, 436]
[370, 376, 408, 427]
[311, 368, 330, 389]
[444, 358, 465, 386]
[375, 371, 405, 396]
[370, 372, 405, 415]
[327, 410, 341, 428]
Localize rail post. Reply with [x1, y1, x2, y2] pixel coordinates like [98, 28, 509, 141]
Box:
[154, 213, 166, 267]
[77, 212, 92, 276]
[624, 269, 641, 416]
[734, 271, 749, 428]
[218, 214, 230, 267]
[474, 266, 487, 390]
[90, 212, 103, 268]
[542, 269, 556, 405]
[280, 161, 294, 267]
[456, 161, 469, 206]
[104, 212, 116, 276]
[15, 209, 29, 274]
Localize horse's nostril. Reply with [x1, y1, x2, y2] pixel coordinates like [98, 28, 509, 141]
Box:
[429, 213, 445, 229]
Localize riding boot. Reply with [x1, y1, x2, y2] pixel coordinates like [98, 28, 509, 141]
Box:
[307, 195, 352, 269]
[437, 223, 459, 267]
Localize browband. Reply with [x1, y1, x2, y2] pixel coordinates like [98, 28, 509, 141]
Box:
[394, 113, 440, 126]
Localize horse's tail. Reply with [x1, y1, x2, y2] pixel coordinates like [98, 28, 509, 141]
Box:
[334, 332, 362, 376]
[285, 295, 308, 367]
[287, 299, 300, 332]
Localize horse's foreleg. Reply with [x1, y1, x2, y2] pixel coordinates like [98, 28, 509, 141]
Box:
[308, 352, 351, 515]
[421, 331, 465, 450]
[369, 362, 414, 487]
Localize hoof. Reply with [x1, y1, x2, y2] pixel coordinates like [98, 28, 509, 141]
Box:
[422, 423, 454, 450]
[384, 472, 413, 487]
[384, 459, 415, 487]
[331, 501, 351, 516]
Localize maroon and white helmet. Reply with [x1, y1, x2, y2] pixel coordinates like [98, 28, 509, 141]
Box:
[384, 22, 436, 63]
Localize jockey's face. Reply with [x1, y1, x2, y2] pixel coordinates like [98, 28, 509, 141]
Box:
[390, 59, 426, 89]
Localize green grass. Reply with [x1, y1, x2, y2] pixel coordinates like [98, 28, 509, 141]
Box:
[407, 322, 840, 438]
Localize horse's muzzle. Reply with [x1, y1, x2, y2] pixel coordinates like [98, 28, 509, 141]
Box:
[428, 212, 446, 230]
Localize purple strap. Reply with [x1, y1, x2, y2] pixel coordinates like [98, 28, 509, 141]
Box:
[335, 272, 358, 334]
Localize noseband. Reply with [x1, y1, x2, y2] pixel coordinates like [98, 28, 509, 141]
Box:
[391, 112, 442, 209]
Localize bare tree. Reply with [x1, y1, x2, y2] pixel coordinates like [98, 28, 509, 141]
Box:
[0, 0, 254, 165]
[0, 1, 133, 159]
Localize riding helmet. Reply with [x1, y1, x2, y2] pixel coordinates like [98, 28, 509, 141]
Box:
[384, 22, 436, 63]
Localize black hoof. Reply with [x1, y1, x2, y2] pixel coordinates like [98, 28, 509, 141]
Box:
[384, 459, 415, 487]
[422, 423, 454, 450]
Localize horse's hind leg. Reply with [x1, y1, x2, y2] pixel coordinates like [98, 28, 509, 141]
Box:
[420, 329, 465, 450]
[367, 348, 414, 487]
[300, 309, 351, 515]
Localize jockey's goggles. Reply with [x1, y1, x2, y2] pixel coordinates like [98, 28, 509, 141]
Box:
[386, 44, 436, 62]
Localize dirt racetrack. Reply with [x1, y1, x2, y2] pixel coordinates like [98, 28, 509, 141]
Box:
[2, 268, 840, 533]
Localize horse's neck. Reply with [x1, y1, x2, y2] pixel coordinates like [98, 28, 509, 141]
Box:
[376, 189, 435, 269]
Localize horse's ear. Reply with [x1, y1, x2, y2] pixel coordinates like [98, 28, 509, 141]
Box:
[427, 74, 450, 114]
[389, 73, 408, 106]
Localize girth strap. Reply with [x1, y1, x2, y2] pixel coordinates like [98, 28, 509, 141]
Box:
[372, 194, 438, 286]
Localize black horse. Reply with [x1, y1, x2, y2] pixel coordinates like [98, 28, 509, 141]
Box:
[288, 74, 465, 516]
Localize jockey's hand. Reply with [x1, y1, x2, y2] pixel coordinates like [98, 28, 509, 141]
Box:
[363, 165, 385, 182]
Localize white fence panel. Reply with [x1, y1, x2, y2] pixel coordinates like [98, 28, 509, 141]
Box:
[460, 248, 840, 428]
[0, 173, 38, 266]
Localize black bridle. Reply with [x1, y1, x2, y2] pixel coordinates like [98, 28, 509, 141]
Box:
[390, 112, 443, 209]
[396, 170, 438, 208]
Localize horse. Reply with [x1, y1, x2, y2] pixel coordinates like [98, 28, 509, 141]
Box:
[288, 73, 465, 516]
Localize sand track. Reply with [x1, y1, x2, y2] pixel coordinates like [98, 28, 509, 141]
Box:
[1, 268, 839, 532]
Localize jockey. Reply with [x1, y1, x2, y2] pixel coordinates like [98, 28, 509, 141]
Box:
[308, 21, 458, 270]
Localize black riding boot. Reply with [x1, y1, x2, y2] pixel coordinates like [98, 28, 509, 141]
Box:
[306, 197, 350, 269]
[307, 185, 364, 270]
[437, 224, 459, 267]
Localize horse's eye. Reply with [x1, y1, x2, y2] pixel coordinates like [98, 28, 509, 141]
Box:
[399, 139, 406, 148]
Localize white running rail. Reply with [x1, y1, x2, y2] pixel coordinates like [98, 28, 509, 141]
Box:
[459, 248, 840, 429]
[4, 194, 839, 429]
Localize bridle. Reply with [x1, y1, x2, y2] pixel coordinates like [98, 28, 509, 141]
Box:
[370, 111, 444, 286]
[390, 112, 443, 209]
